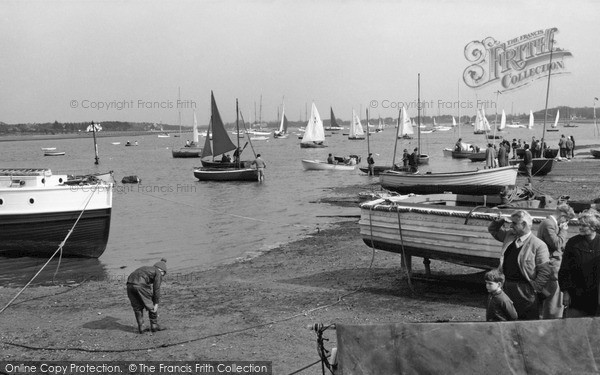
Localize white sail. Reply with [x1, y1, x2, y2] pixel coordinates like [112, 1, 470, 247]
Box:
[278, 106, 286, 133]
[528, 110, 534, 129]
[301, 103, 325, 144]
[452, 116, 457, 127]
[397, 107, 414, 138]
[481, 108, 491, 131]
[349, 110, 365, 138]
[498, 109, 506, 131]
[553, 110, 560, 128]
[192, 111, 199, 143]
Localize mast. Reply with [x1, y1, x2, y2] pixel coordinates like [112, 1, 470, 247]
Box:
[236, 99, 240, 168]
[91, 121, 99, 165]
[594, 97, 598, 137]
[541, 36, 555, 150]
[392, 109, 400, 167]
[457, 80, 461, 138]
[178, 87, 182, 136]
[417, 73, 421, 156]
[366, 108, 371, 156]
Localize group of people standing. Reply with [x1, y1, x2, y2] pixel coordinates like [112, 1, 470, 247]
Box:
[485, 205, 600, 322]
[558, 134, 576, 159]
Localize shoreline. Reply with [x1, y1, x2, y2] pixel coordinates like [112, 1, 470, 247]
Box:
[2, 159, 600, 373]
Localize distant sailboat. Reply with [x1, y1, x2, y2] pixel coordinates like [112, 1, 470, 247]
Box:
[300, 103, 326, 148]
[325, 107, 344, 130]
[274, 104, 289, 139]
[349, 110, 366, 140]
[528, 110, 534, 129]
[473, 108, 491, 134]
[173, 111, 202, 158]
[547, 110, 560, 132]
[498, 110, 506, 131]
[452, 116, 457, 127]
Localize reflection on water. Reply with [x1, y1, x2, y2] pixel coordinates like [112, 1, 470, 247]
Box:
[0, 123, 597, 286]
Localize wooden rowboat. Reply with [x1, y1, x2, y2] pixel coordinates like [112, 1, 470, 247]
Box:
[358, 193, 581, 271]
[379, 165, 518, 195]
[301, 159, 356, 171]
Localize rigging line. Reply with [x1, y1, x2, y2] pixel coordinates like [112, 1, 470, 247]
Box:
[0, 183, 102, 315]
[135, 190, 315, 230]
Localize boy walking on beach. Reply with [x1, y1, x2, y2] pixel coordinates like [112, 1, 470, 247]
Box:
[485, 269, 518, 321]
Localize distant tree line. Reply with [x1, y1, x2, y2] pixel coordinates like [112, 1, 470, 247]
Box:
[0, 121, 179, 135]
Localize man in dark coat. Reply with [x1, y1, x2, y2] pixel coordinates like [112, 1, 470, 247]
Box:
[126, 259, 167, 333]
[409, 148, 419, 172]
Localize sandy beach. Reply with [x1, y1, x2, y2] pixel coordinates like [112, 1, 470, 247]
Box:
[2, 157, 600, 374]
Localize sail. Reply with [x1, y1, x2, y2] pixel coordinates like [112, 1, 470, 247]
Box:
[433, 118, 437, 127]
[474, 109, 485, 132]
[200, 118, 213, 158]
[277, 106, 286, 133]
[553, 110, 560, 128]
[528, 110, 534, 129]
[282, 115, 289, 133]
[398, 107, 413, 138]
[499, 110, 506, 131]
[202, 92, 237, 157]
[481, 108, 491, 131]
[330, 107, 339, 128]
[350, 110, 365, 137]
[301, 102, 325, 143]
[193, 111, 199, 143]
[452, 116, 457, 127]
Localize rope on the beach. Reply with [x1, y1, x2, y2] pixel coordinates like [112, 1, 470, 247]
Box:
[0, 185, 100, 315]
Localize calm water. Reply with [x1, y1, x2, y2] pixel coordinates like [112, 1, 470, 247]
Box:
[0, 122, 597, 286]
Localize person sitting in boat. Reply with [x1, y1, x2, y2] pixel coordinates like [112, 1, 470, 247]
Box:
[346, 156, 357, 166]
[469, 145, 480, 153]
[327, 153, 335, 164]
[221, 154, 231, 163]
[455, 138, 463, 152]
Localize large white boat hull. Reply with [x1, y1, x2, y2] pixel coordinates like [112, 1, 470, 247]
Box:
[380, 165, 518, 195]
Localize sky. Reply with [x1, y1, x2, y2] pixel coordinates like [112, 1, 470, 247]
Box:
[0, 0, 598, 126]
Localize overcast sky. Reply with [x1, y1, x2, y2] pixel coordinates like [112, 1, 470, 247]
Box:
[1, 0, 598, 126]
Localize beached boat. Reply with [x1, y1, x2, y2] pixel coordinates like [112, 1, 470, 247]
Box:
[44, 151, 65, 156]
[590, 149, 600, 158]
[358, 193, 579, 271]
[0, 168, 113, 258]
[348, 110, 366, 140]
[300, 103, 327, 148]
[194, 93, 258, 182]
[508, 158, 555, 176]
[379, 165, 518, 195]
[301, 159, 357, 171]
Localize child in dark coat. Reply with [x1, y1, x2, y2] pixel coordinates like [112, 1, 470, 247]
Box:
[485, 269, 518, 321]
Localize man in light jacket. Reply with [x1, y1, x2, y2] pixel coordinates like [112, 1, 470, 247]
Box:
[488, 210, 551, 320]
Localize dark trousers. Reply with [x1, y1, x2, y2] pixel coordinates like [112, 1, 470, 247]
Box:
[505, 280, 539, 320]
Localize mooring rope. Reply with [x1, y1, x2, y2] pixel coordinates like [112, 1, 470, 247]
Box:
[0, 183, 101, 315]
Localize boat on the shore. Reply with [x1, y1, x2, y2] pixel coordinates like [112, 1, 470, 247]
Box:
[0, 168, 113, 258]
[358, 193, 579, 271]
[379, 165, 518, 195]
[508, 158, 555, 176]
